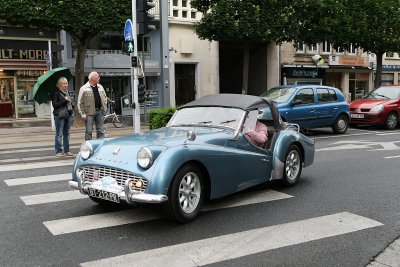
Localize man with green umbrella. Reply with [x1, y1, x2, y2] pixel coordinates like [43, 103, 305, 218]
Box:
[77, 71, 110, 140]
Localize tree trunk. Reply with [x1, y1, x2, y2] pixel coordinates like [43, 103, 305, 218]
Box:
[69, 33, 94, 127]
[242, 41, 250, 94]
[375, 51, 384, 88]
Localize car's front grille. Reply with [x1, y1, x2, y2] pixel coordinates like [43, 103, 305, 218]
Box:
[79, 165, 147, 192]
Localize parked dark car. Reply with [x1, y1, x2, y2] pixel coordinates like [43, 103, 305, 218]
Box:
[349, 85, 400, 129]
[261, 85, 350, 134]
[69, 94, 315, 223]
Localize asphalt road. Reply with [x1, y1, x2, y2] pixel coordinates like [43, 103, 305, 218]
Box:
[0, 126, 399, 266]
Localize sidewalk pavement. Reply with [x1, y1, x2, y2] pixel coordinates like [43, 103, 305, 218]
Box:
[1, 118, 399, 266]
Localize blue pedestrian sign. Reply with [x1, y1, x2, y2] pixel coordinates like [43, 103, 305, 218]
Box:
[124, 19, 133, 41]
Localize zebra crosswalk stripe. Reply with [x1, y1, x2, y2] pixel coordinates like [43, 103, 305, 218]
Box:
[0, 160, 73, 172]
[20, 191, 87, 205]
[43, 190, 293, 235]
[4, 173, 71, 186]
[81, 212, 383, 267]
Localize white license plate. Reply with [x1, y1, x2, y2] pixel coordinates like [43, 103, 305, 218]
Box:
[88, 188, 120, 203]
[351, 114, 364, 118]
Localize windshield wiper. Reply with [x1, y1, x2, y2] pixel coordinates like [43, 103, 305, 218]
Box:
[196, 121, 212, 124]
[375, 94, 390, 99]
[220, 119, 236, 124]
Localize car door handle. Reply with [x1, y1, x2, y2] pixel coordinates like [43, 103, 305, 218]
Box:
[310, 109, 316, 112]
[333, 107, 338, 110]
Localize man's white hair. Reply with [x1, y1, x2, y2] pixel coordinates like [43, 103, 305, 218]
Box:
[88, 71, 98, 80]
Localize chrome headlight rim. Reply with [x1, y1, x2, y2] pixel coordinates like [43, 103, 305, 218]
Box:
[137, 147, 153, 169]
[80, 141, 93, 160]
[370, 104, 384, 113]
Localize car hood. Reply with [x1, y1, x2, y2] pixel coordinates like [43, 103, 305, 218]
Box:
[349, 99, 391, 109]
[94, 126, 233, 154]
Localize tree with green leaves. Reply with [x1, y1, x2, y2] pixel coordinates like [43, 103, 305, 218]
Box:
[0, 0, 131, 98]
[289, 0, 400, 87]
[191, 0, 302, 94]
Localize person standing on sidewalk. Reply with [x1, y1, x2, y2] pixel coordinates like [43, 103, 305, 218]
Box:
[52, 77, 74, 158]
[77, 71, 109, 140]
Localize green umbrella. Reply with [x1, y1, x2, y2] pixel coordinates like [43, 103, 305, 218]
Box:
[32, 67, 73, 104]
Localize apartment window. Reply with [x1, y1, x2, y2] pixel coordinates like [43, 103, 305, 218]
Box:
[335, 46, 344, 54]
[173, 9, 179, 17]
[386, 51, 394, 58]
[322, 41, 331, 54]
[348, 44, 357, 54]
[182, 10, 188, 18]
[294, 42, 305, 53]
[191, 11, 197, 19]
[173, 0, 178, 6]
[182, 0, 188, 7]
[307, 44, 319, 54]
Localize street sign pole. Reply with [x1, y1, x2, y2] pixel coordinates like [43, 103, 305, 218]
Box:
[48, 40, 56, 131]
[131, 1, 140, 133]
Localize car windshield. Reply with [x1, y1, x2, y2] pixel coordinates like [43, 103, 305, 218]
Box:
[168, 106, 244, 130]
[364, 86, 400, 100]
[261, 87, 297, 103]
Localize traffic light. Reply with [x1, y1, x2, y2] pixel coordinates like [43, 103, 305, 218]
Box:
[122, 40, 134, 54]
[50, 43, 64, 68]
[138, 84, 146, 103]
[136, 0, 156, 35]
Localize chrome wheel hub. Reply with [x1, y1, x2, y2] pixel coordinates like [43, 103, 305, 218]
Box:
[178, 172, 201, 214]
[285, 150, 300, 181]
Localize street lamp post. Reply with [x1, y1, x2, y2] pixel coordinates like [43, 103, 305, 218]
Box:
[131, 0, 140, 133]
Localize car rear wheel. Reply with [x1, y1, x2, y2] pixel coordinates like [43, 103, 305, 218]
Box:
[281, 145, 302, 187]
[164, 164, 204, 223]
[332, 114, 349, 134]
[385, 112, 398, 130]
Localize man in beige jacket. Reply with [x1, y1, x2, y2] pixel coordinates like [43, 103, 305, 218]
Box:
[77, 71, 109, 140]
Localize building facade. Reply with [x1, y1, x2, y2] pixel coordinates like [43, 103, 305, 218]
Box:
[0, 25, 56, 119]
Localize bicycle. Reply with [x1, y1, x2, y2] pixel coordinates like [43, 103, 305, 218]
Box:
[104, 111, 125, 128]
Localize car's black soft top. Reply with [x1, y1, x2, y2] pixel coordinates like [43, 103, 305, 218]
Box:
[179, 94, 273, 111]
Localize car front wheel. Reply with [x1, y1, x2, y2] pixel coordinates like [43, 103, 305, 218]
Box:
[165, 164, 204, 223]
[385, 112, 398, 130]
[332, 114, 349, 134]
[281, 145, 302, 187]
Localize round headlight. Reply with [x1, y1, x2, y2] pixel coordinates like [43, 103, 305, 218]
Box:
[137, 147, 153, 169]
[370, 104, 384, 113]
[80, 141, 93, 160]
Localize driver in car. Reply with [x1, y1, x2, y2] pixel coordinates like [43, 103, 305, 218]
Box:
[245, 110, 268, 147]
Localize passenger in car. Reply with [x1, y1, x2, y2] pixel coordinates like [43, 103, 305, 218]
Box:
[245, 120, 268, 147]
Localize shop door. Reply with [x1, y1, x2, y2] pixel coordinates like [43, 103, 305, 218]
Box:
[0, 77, 15, 117]
[175, 64, 196, 106]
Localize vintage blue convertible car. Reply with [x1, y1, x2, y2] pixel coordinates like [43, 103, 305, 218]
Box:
[69, 94, 315, 222]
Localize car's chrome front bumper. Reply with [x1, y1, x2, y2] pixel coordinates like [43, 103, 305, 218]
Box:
[68, 175, 168, 204]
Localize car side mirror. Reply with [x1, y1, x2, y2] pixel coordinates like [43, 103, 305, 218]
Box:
[291, 99, 303, 106]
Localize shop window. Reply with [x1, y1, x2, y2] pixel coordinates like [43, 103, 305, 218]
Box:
[381, 73, 394, 85]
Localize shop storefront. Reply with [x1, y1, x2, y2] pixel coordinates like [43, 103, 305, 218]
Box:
[281, 66, 325, 85]
[381, 65, 400, 85]
[0, 26, 56, 119]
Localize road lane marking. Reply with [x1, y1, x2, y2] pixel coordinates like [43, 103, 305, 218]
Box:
[0, 160, 73, 172]
[384, 155, 400, 159]
[4, 173, 70, 186]
[81, 212, 383, 267]
[20, 190, 86, 205]
[0, 155, 74, 164]
[43, 190, 293, 235]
